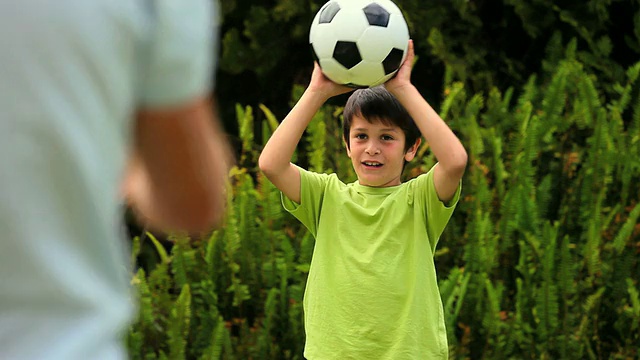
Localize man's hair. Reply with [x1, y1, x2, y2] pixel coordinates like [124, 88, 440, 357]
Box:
[342, 86, 420, 152]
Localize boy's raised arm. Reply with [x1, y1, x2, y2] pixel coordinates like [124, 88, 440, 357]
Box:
[385, 40, 468, 203]
[259, 64, 352, 204]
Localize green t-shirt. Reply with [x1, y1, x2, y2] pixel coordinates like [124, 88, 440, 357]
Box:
[283, 165, 461, 360]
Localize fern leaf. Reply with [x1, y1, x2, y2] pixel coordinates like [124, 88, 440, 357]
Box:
[491, 134, 507, 199]
[134, 268, 154, 326]
[625, 278, 640, 327]
[199, 319, 226, 360]
[626, 61, 640, 83]
[147, 232, 170, 265]
[612, 203, 640, 253]
[482, 276, 504, 336]
[541, 62, 568, 126]
[171, 238, 191, 291]
[440, 82, 465, 121]
[257, 288, 280, 358]
[237, 104, 254, 162]
[557, 235, 576, 298]
[259, 103, 280, 136]
[168, 284, 192, 360]
[576, 287, 605, 340]
[534, 223, 560, 342]
[130, 235, 141, 271]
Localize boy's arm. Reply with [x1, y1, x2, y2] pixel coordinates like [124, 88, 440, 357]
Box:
[385, 40, 468, 203]
[259, 64, 352, 204]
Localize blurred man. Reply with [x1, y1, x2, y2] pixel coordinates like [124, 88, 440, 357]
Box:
[0, 1, 231, 358]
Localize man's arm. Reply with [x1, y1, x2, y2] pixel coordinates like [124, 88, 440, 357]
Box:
[259, 64, 352, 204]
[123, 96, 233, 233]
[386, 40, 468, 202]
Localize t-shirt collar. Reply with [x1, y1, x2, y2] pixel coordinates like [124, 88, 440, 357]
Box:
[350, 181, 402, 194]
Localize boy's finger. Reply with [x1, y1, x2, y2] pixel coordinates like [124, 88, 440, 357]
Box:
[406, 40, 415, 61]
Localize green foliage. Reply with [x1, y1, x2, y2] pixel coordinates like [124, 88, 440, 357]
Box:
[215, 0, 640, 133]
[129, 27, 640, 360]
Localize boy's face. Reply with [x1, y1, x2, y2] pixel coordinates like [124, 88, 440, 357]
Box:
[345, 116, 419, 187]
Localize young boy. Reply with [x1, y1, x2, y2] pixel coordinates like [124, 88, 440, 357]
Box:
[259, 40, 467, 359]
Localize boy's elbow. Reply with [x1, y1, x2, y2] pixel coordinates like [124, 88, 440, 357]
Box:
[445, 148, 468, 177]
[258, 153, 268, 172]
[457, 149, 468, 169]
[258, 153, 277, 176]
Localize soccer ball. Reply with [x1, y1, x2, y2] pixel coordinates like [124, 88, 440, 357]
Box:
[309, 0, 410, 88]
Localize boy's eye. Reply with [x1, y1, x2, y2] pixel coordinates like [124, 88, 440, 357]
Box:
[355, 134, 367, 140]
[381, 135, 393, 141]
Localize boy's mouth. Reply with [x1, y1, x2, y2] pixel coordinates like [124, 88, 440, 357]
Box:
[362, 161, 383, 168]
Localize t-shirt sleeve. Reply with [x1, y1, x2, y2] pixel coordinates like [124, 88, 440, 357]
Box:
[413, 164, 462, 252]
[138, 0, 219, 106]
[281, 166, 331, 237]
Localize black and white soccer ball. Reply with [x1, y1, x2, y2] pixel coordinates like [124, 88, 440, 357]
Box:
[309, 0, 410, 88]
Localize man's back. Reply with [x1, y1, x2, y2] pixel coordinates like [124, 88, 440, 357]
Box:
[0, 1, 220, 358]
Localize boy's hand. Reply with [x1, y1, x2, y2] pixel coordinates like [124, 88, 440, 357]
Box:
[308, 62, 354, 100]
[384, 39, 415, 94]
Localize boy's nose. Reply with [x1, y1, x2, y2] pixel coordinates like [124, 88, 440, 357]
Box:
[365, 144, 380, 155]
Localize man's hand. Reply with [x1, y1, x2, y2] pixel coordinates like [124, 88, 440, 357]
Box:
[124, 97, 232, 234]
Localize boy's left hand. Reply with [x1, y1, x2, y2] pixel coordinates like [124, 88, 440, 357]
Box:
[384, 39, 415, 93]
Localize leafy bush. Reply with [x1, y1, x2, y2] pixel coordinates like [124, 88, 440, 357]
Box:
[215, 0, 640, 129]
[127, 48, 640, 360]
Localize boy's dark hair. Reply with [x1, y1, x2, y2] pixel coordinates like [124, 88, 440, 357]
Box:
[342, 86, 420, 152]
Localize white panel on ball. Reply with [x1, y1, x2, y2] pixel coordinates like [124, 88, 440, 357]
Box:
[311, 26, 338, 59]
[349, 61, 386, 87]
[325, 9, 369, 42]
[387, 14, 411, 48]
[358, 14, 409, 60]
[318, 58, 351, 84]
[376, 73, 396, 86]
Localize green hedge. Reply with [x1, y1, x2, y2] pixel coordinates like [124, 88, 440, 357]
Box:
[127, 42, 640, 359]
[215, 0, 640, 128]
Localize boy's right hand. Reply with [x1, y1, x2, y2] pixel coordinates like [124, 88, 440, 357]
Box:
[307, 62, 354, 100]
[258, 62, 352, 205]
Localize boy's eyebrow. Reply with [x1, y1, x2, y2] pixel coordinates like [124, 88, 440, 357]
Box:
[353, 127, 399, 132]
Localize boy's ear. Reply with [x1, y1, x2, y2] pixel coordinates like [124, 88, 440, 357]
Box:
[343, 137, 352, 157]
[404, 138, 421, 162]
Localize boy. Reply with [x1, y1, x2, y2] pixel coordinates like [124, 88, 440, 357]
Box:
[259, 40, 467, 359]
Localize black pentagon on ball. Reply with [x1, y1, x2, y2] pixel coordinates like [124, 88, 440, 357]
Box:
[310, 44, 319, 63]
[319, 2, 340, 24]
[382, 48, 404, 75]
[363, 3, 390, 27]
[333, 41, 362, 69]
